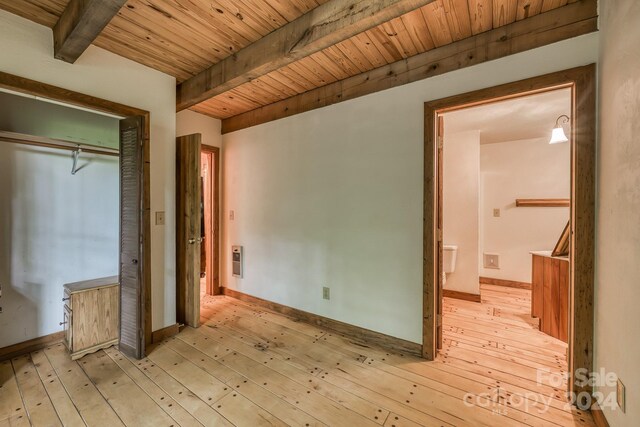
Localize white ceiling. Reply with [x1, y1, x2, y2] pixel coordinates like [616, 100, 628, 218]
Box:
[443, 88, 571, 144]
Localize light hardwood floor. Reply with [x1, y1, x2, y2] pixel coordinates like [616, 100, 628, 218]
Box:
[0, 284, 594, 426]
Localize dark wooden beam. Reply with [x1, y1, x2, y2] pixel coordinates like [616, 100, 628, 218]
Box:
[176, 0, 436, 111]
[53, 0, 127, 63]
[221, 0, 598, 134]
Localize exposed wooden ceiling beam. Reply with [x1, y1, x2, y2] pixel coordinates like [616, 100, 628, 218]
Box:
[176, 0, 437, 111]
[221, 0, 597, 134]
[53, 0, 127, 63]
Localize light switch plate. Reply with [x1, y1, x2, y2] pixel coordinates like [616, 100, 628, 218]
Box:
[493, 208, 501, 217]
[322, 287, 330, 300]
[484, 253, 500, 269]
[155, 211, 165, 225]
[229, 210, 235, 221]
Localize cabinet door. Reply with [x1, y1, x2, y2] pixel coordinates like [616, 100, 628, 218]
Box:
[72, 290, 100, 352]
[63, 306, 72, 351]
[98, 286, 120, 344]
[558, 260, 569, 343]
[531, 255, 544, 318]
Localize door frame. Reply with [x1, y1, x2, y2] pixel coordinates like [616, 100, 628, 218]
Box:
[423, 65, 596, 397]
[0, 71, 153, 350]
[201, 145, 221, 296]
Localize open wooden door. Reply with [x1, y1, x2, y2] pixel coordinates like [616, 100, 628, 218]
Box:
[119, 116, 146, 359]
[436, 115, 444, 350]
[176, 134, 202, 327]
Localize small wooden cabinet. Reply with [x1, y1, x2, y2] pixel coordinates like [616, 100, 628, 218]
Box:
[531, 252, 569, 343]
[63, 276, 119, 360]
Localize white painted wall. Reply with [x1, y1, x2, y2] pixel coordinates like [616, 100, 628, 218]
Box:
[0, 145, 118, 347]
[176, 110, 222, 148]
[442, 131, 480, 295]
[595, 0, 640, 424]
[0, 10, 177, 335]
[480, 137, 570, 283]
[222, 33, 599, 343]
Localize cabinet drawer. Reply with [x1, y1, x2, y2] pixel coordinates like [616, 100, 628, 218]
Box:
[63, 306, 72, 351]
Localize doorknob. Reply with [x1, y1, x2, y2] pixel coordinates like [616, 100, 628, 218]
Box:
[132, 259, 138, 264]
[188, 238, 196, 244]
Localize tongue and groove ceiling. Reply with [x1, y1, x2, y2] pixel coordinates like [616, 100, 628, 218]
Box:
[0, 0, 597, 132]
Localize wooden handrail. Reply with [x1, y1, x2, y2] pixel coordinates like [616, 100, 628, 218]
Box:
[516, 199, 570, 207]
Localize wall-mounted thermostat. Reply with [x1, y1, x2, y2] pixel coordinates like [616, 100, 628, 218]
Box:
[232, 246, 243, 278]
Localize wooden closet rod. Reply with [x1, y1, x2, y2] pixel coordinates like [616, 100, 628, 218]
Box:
[0, 130, 119, 157]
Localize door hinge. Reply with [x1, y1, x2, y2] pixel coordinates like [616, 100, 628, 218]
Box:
[437, 228, 443, 242]
[437, 314, 442, 327]
[437, 138, 443, 150]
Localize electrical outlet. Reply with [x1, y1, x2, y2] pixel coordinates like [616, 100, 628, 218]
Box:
[493, 208, 501, 217]
[155, 211, 165, 225]
[617, 378, 626, 413]
[484, 253, 500, 269]
[322, 287, 330, 300]
[229, 210, 235, 221]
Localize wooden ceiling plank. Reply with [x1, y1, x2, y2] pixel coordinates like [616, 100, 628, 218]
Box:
[321, 46, 365, 77]
[114, 3, 231, 62]
[103, 17, 212, 72]
[0, 0, 65, 27]
[113, 4, 229, 66]
[276, 64, 319, 91]
[352, 33, 391, 68]
[231, 83, 283, 106]
[256, 74, 301, 98]
[267, 0, 325, 21]
[265, 69, 312, 94]
[381, 18, 421, 58]
[307, 51, 352, 80]
[468, 0, 493, 33]
[235, 0, 290, 30]
[492, 0, 518, 27]
[52, 0, 128, 63]
[93, 32, 194, 81]
[541, 0, 568, 13]
[515, 0, 543, 19]
[422, 2, 455, 47]
[221, 0, 597, 133]
[366, 27, 406, 64]
[296, 56, 342, 85]
[176, 0, 437, 110]
[157, 0, 256, 50]
[334, 38, 377, 72]
[399, 7, 436, 52]
[211, 0, 282, 36]
[442, 0, 473, 40]
[245, 77, 295, 102]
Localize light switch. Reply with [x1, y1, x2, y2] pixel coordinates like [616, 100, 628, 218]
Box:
[155, 211, 165, 225]
[229, 210, 235, 221]
[493, 208, 501, 217]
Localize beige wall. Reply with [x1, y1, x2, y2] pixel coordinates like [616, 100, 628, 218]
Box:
[443, 131, 480, 295]
[176, 110, 222, 148]
[595, 0, 640, 424]
[480, 137, 570, 283]
[0, 10, 177, 333]
[222, 33, 599, 344]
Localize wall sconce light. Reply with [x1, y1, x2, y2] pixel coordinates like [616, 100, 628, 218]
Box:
[550, 114, 570, 144]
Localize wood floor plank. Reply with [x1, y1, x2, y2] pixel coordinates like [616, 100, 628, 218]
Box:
[78, 350, 177, 427]
[178, 327, 387, 424]
[30, 350, 86, 427]
[127, 354, 233, 427]
[0, 360, 29, 427]
[170, 331, 383, 427]
[43, 343, 124, 427]
[103, 347, 203, 427]
[11, 354, 62, 427]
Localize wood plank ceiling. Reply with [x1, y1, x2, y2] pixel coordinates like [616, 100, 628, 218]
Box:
[1, 0, 586, 125]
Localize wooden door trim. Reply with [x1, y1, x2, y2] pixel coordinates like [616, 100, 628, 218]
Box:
[201, 145, 220, 295]
[0, 71, 153, 350]
[423, 64, 596, 398]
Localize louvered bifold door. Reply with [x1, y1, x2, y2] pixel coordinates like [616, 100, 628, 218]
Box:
[119, 116, 145, 359]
